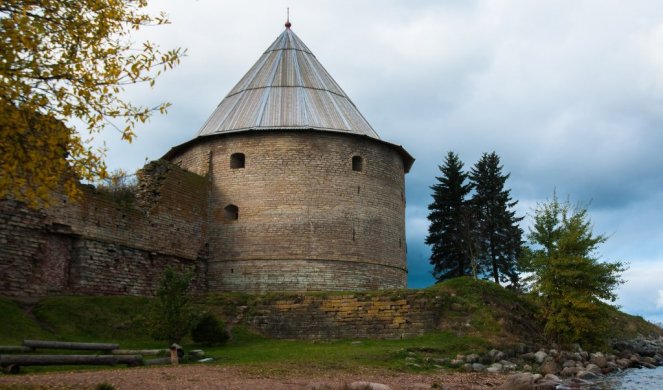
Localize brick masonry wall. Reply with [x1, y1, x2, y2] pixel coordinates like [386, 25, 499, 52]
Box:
[169, 131, 409, 292]
[0, 161, 208, 297]
[208, 289, 445, 339]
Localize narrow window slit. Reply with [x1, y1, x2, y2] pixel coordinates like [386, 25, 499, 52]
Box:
[352, 156, 363, 172]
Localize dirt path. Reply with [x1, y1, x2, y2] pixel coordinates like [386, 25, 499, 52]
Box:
[0, 365, 506, 389]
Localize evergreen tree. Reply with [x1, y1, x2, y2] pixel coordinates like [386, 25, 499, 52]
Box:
[524, 194, 626, 346]
[469, 152, 523, 286]
[426, 152, 474, 281]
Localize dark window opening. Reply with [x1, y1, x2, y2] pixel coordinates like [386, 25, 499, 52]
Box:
[399, 238, 402, 248]
[352, 228, 356, 241]
[231, 268, 234, 274]
[352, 155, 363, 172]
[224, 204, 239, 221]
[357, 186, 361, 194]
[230, 153, 245, 169]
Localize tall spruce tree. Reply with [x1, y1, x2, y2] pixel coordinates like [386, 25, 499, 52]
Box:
[469, 152, 523, 286]
[426, 152, 474, 281]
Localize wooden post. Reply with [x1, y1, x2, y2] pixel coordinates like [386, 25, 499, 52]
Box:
[169, 343, 182, 365]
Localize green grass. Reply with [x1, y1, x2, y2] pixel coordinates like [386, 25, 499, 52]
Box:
[0, 295, 159, 347]
[0, 297, 48, 343]
[203, 326, 488, 372]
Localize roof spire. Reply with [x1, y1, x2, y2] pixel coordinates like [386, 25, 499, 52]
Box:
[285, 7, 291, 29]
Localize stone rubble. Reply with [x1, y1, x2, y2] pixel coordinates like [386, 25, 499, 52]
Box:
[403, 336, 663, 389]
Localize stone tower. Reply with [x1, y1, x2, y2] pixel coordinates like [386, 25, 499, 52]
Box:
[164, 23, 414, 292]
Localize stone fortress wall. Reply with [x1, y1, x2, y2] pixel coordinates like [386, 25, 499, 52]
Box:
[0, 161, 209, 297]
[167, 131, 408, 292]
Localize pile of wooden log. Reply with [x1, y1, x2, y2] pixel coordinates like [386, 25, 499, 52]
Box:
[0, 340, 169, 374]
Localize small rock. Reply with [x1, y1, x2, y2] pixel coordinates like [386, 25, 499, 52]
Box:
[616, 358, 631, 368]
[348, 382, 392, 390]
[472, 363, 485, 372]
[543, 374, 561, 382]
[534, 351, 548, 364]
[521, 352, 536, 362]
[490, 348, 506, 362]
[532, 381, 557, 390]
[462, 363, 473, 372]
[584, 363, 601, 374]
[562, 359, 576, 368]
[500, 360, 518, 371]
[351, 341, 363, 345]
[531, 374, 542, 382]
[450, 359, 464, 367]
[486, 363, 502, 373]
[522, 364, 532, 372]
[576, 370, 599, 380]
[539, 358, 558, 375]
[189, 349, 205, 357]
[559, 367, 579, 377]
[465, 353, 480, 363]
[499, 373, 533, 390]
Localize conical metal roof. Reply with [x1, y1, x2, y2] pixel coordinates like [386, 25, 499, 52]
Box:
[196, 27, 380, 139]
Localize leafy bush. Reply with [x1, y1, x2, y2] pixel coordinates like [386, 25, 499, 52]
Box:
[150, 268, 195, 343]
[191, 313, 229, 346]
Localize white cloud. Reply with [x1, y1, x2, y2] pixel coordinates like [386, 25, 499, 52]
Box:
[657, 290, 663, 309]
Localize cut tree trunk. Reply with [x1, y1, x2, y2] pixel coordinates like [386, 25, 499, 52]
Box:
[22, 340, 119, 351]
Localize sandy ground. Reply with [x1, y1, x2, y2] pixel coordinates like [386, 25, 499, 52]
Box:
[0, 365, 507, 389]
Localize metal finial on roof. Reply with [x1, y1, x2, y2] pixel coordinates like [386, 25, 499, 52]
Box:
[285, 8, 291, 29]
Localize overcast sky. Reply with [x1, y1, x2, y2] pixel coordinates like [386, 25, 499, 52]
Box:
[92, 0, 663, 324]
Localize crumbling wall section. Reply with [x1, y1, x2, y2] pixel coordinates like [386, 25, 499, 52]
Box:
[0, 160, 209, 297]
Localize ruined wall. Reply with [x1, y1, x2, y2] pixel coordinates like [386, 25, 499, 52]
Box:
[169, 131, 408, 292]
[0, 161, 209, 297]
[204, 289, 446, 339]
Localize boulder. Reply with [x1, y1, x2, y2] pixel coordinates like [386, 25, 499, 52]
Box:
[465, 353, 480, 363]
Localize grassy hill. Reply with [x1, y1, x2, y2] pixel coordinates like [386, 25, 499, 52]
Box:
[1, 277, 661, 373]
